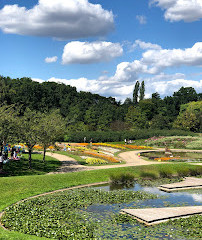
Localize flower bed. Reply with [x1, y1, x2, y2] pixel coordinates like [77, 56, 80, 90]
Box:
[86, 158, 108, 165]
[84, 151, 120, 163]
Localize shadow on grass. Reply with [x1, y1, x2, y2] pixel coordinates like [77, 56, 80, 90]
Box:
[0, 153, 61, 177]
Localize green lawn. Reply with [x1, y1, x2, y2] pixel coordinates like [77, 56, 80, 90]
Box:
[1, 153, 61, 177]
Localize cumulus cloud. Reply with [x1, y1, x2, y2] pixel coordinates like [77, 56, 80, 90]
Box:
[32, 73, 202, 102]
[111, 42, 202, 82]
[141, 42, 202, 73]
[33, 42, 202, 101]
[62, 41, 123, 64]
[136, 15, 147, 24]
[143, 74, 202, 96]
[150, 0, 202, 22]
[132, 40, 162, 50]
[45, 56, 58, 63]
[0, 0, 114, 39]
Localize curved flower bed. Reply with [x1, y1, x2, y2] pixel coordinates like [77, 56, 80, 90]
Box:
[84, 151, 120, 163]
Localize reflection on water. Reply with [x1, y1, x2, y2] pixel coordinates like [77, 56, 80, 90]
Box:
[90, 183, 202, 211]
[85, 183, 202, 239]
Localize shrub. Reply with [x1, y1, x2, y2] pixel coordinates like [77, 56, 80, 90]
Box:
[140, 171, 159, 179]
[188, 166, 202, 176]
[159, 169, 173, 178]
[176, 167, 191, 177]
[64, 130, 195, 143]
[110, 173, 135, 185]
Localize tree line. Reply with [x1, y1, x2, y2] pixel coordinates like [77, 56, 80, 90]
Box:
[0, 76, 201, 133]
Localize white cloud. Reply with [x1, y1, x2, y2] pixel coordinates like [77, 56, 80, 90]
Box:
[111, 42, 202, 82]
[32, 73, 202, 102]
[136, 15, 147, 24]
[33, 42, 202, 102]
[0, 0, 114, 39]
[132, 40, 162, 50]
[141, 42, 202, 73]
[151, 0, 202, 22]
[62, 41, 123, 64]
[143, 74, 202, 96]
[45, 56, 58, 63]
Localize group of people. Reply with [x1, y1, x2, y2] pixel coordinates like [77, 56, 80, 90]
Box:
[0, 143, 21, 162]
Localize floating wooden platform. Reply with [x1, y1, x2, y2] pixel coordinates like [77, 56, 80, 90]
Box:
[158, 177, 202, 192]
[121, 206, 202, 225]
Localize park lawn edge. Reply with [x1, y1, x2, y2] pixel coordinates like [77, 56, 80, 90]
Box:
[0, 163, 202, 240]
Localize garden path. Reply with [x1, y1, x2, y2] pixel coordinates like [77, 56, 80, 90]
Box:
[46, 150, 167, 174]
[46, 149, 202, 174]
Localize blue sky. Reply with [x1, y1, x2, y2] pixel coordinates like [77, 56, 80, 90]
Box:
[0, 0, 201, 101]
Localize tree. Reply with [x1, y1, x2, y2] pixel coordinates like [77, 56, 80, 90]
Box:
[138, 99, 156, 120]
[0, 105, 18, 150]
[133, 81, 140, 105]
[150, 114, 170, 129]
[18, 109, 41, 168]
[125, 106, 148, 129]
[173, 101, 202, 132]
[38, 110, 65, 162]
[139, 81, 145, 101]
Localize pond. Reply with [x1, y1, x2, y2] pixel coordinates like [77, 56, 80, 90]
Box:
[88, 182, 202, 239]
[140, 151, 202, 162]
[2, 181, 202, 239]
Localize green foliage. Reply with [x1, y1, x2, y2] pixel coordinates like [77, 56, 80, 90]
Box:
[1, 188, 159, 239]
[140, 171, 159, 179]
[125, 106, 148, 129]
[173, 101, 202, 132]
[133, 81, 139, 105]
[0, 76, 201, 132]
[64, 129, 196, 143]
[110, 173, 135, 184]
[0, 105, 18, 144]
[150, 114, 171, 129]
[139, 80, 145, 101]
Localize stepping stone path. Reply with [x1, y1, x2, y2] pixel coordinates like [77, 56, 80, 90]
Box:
[158, 177, 202, 192]
[121, 206, 202, 226]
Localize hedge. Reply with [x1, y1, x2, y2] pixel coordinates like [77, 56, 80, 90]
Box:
[64, 129, 196, 143]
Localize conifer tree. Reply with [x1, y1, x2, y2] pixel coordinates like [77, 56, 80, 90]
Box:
[139, 81, 145, 101]
[133, 81, 139, 105]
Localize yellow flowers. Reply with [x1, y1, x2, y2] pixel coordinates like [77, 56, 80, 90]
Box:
[85, 158, 108, 165]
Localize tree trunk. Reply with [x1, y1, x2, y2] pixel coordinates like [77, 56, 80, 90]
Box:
[28, 149, 32, 169]
[43, 147, 46, 162]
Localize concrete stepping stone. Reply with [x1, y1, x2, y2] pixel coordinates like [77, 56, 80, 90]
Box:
[158, 177, 202, 192]
[121, 206, 202, 225]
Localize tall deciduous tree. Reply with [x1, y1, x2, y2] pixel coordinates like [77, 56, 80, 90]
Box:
[0, 105, 18, 151]
[133, 81, 139, 105]
[173, 101, 202, 132]
[18, 109, 41, 168]
[38, 110, 65, 162]
[139, 81, 145, 101]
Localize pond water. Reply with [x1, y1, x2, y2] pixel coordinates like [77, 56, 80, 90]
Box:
[86, 183, 202, 239]
[141, 151, 202, 162]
